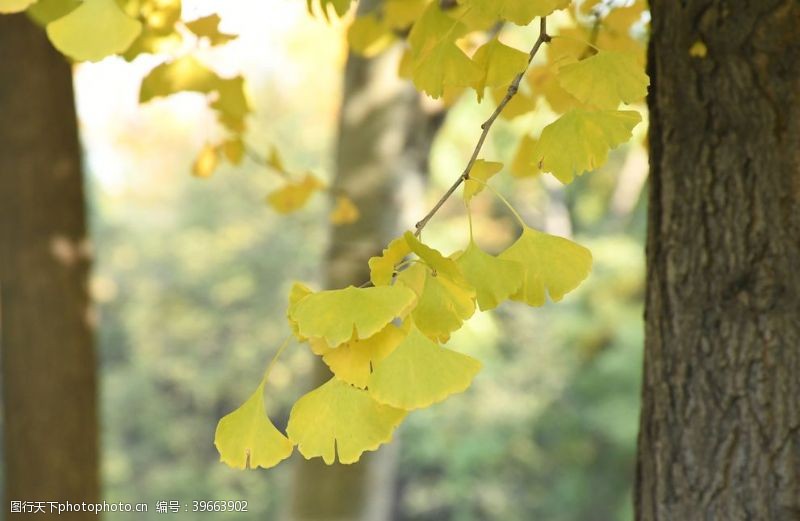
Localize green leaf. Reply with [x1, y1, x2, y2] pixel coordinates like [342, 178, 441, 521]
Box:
[369, 324, 481, 410]
[531, 109, 641, 183]
[412, 41, 482, 99]
[456, 241, 523, 310]
[471, 38, 528, 101]
[461, 0, 570, 25]
[289, 285, 417, 347]
[139, 56, 219, 102]
[287, 377, 406, 464]
[214, 383, 293, 469]
[557, 50, 649, 109]
[307, 0, 351, 20]
[499, 227, 592, 306]
[464, 160, 503, 202]
[46, 0, 142, 62]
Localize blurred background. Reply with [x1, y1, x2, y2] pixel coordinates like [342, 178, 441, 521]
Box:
[2, 0, 648, 519]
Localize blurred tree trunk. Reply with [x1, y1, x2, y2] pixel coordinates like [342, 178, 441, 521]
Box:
[637, 2, 800, 520]
[288, 7, 442, 521]
[0, 15, 99, 518]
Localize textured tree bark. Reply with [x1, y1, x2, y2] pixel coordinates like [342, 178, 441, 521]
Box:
[637, 2, 800, 520]
[0, 15, 99, 519]
[287, 14, 442, 521]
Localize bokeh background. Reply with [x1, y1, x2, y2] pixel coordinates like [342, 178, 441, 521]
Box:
[27, 1, 648, 519]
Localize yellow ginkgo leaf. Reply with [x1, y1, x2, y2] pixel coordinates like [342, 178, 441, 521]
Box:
[407, 1, 468, 56]
[46, 0, 142, 62]
[412, 42, 483, 99]
[348, 14, 394, 57]
[456, 241, 523, 310]
[499, 227, 592, 306]
[319, 323, 407, 388]
[527, 63, 583, 113]
[287, 282, 314, 340]
[214, 383, 293, 469]
[557, 50, 649, 109]
[531, 109, 641, 184]
[397, 263, 475, 342]
[289, 285, 417, 347]
[0, 0, 36, 14]
[462, 0, 570, 25]
[384, 0, 425, 29]
[266, 174, 324, 214]
[510, 135, 538, 179]
[185, 14, 237, 46]
[471, 38, 529, 101]
[369, 325, 481, 409]
[210, 76, 251, 133]
[368, 236, 411, 286]
[307, 0, 352, 20]
[222, 138, 245, 165]
[464, 160, 503, 202]
[286, 377, 406, 464]
[139, 56, 219, 103]
[493, 86, 538, 120]
[403, 232, 467, 284]
[330, 196, 360, 225]
[192, 143, 219, 179]
[265, 147, 287, 174]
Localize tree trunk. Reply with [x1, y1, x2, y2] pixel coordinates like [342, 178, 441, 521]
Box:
[637, 2, 800, 520]
[0, 15, 99, 518]
[288, 18, 441, 521]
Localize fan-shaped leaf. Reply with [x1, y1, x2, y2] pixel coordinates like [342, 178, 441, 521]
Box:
[369, 236, 411, 286]
[471, 38, 528, 101]
[557, 50, 649, 109]
[456, 241, 523, 310]
[464, 160, 503, 201]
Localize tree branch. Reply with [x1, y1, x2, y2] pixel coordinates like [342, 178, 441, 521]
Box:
[414, 17, 550, 236]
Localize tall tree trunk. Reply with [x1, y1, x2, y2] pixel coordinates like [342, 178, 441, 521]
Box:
[288, 17, 441, 521]
[0, 15, 99, 518]
[637, 2, 800, 520]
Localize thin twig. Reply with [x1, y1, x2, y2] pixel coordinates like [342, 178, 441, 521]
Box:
[414, 17, 550, 236]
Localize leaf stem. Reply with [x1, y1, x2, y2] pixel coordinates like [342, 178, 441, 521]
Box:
[469, 177, 527, 228]
[260, 335, 293, 387]
[414, 17, 550, 236]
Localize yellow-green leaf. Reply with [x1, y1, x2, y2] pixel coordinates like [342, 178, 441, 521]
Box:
[289, 285, 417, 347]
[0, 0, 36, 14]
[214, 383, 293, 469]
[348, 14, 394, 57]
[456, 241, 523, 310]
[287, 282, 314, 341]
[192, 143, 219, 179]
[286, 377, 406, 464]
[471, 38, 528, 101]
[222, 138, 245, 165]
[307, 0, 351, 20]
[186, 14, 237, 46]
[510, 135, 538, 179]
[139, 56, 219, 103]
[318, 323, 407, 388]
[499, 227, 592, 306]
[464, 160, 503, 202]
[369, 324, 481, 409]
[462, 0, 570, 25]
[557, 50, 649, 109]
[531, 109, 641, 183]
[368, 237, 411, 286]
[266, 174, 324, 214]
[46, 0, 142, 62]
[412, 41, 482, 99]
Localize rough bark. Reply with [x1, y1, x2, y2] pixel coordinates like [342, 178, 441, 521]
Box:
[287, 21, 442, 521]
[637, 1, 800, 520]
[0, 15, 99, 518]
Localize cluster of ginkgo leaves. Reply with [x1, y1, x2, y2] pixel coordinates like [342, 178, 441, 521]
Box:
[212, 0, 648, 469]
[0, 0, 649, 468]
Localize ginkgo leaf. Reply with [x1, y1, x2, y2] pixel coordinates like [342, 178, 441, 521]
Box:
[403, 232, 467, 285]
[139, 56, 219, 103]
[192, 143, 219, 178]
[46, 0, 142, 62]
[287, 282, 314, 340]
[368, 237, 411, 286]
[384, 0, 425, 29]
[307, 0, 351, 20]
[286, 377, 406, 464]
[557, 50, 649, 109]
[412, 42, 483, 99]
[397, 263, 475, 342]
[27, 0, 80, 25]
[407, 1, 468, 55]
[318, 323, 407, 388]
[266, 174, 324, 214]
[510, 135, 538, 179]
[531, 109, 641, 183]
[265, 147, 287, 174]
[470, 38, 528, 101]
[456, 241, 523, 310]
[330, 196, 360, 225]
[289, 285, 417, 347]
[214, 383, 293, 469]
[464, 160, 503, 202]
[499, 227, 592, 306]
[369, 324, 481, 410]
[348, 14, 394, 57]
[0, 0, 36, 14]
[222, 138, 245, 165]
[186, 14, 237, 46]
[527, 62, 583, 113]
[462, 0, 570, 25]
[493, 86, 537, 120]
[210, 76, 251, 132]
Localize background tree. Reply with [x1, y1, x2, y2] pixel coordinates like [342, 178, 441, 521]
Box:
[637, 1, 800, 519]
[0, 14, 99, 517]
